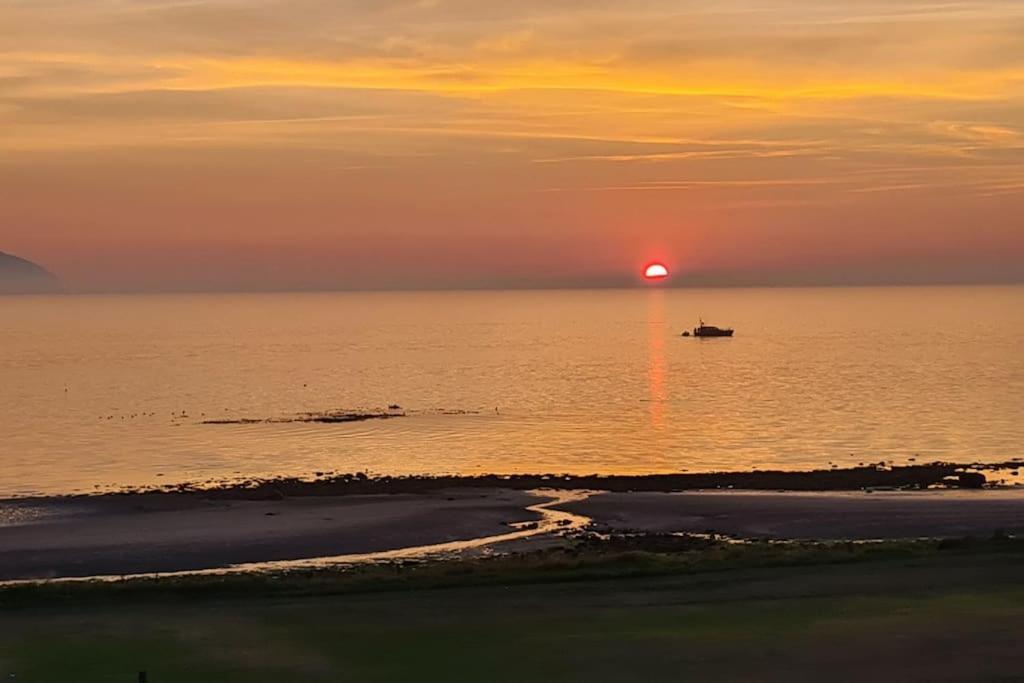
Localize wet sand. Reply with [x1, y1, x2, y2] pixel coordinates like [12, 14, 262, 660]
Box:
[0, 489, 542, 580]
[4, 483, 1024, 581]
[564, 489, 1024, 540]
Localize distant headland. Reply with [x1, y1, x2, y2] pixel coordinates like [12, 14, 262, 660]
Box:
[0, 251, 62, 294]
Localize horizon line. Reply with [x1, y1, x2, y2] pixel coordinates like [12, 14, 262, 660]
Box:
[4, 279, 1023, 297]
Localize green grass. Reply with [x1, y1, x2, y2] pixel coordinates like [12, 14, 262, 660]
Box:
[3, 539, 1024, 681]
[4, 535, 1019, 606]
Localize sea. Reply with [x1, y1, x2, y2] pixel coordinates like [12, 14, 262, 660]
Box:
[2, 286, 1022, 497]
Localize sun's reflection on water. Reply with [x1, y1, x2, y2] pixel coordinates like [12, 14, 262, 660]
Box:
[647, 289, 667, 429]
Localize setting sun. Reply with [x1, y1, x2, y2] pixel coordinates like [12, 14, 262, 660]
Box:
[644, 263, 670, 280]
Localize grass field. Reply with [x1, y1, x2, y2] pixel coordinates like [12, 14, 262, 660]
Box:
[2, 540, 1023, 682]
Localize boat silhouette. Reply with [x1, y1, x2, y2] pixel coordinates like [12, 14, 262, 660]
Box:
[682, 318, 734, 338]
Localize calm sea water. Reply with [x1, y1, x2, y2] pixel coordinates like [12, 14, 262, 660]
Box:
[1, 287, 1022, 497]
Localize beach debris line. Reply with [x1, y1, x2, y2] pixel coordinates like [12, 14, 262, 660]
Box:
[58, 461, 1022, 503]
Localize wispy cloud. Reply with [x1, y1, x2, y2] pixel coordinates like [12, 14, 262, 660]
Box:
[2, 0, 1023, 289]
[542, 178, 841, 192]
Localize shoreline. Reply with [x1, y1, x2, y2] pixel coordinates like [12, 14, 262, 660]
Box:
[3, 476, 1024, 582]
[2, 463, 1022, 583]
[5, 461, 1021, 505]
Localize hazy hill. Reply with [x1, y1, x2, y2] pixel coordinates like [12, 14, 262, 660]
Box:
[0, 251, 62, 294]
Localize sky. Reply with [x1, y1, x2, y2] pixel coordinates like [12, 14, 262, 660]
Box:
[1, 0, 1023, 292]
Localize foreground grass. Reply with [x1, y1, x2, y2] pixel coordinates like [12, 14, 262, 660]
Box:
[3, 535, 1019, 605]
[2, 538, 1024, 681]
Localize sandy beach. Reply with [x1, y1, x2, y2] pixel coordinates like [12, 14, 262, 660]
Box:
[565, 489, 1024, 540]
[3, 483, 1024, 581]
[0, 489, 543, 580]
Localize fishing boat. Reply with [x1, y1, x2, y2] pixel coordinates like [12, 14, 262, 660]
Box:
[683, 318, 734, 338]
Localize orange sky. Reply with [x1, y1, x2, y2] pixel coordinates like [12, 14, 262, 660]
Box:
[1, 0, 1023, 291]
